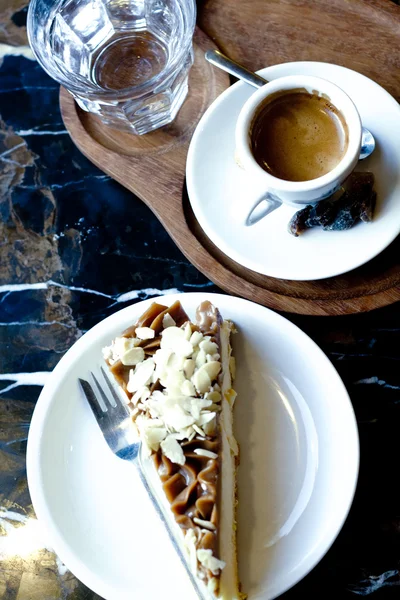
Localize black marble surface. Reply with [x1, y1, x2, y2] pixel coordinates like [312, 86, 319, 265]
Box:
[1, 2, 400, 599]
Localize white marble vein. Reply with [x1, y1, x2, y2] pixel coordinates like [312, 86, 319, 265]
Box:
[0, 372, 50, 395]
[116, 287, 180, 303]
[0, 141, 26, 160]
[19, 174, 111, 191]
[14, 129, 69, 136]
[348, 570, 400, 595]
[0, 320, 75, 328]
[0, 279, 181, 304]
[354, 376, 400, 390]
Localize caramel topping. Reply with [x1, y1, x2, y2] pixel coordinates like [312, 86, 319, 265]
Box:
[105, 300, 224, 587]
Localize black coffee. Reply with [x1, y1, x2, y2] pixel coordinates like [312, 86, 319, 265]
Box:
[251, 91, 349, 182]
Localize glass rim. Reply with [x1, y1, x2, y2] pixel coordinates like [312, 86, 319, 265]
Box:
[27, 0, 196, 101]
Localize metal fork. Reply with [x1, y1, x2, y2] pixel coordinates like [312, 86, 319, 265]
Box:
[79, 367, 204, 600]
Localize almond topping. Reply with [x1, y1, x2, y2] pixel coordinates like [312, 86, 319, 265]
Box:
[135, 327, 155, 340]
[192, 368, 211, 394]
[190, 331, 203, 347]
[193, 449, 218, 459]
[181, 379, 196, 397]
[197, 549, 226, 574]
[162, 313, 176, 329]
[199, 339, 219, 355]
[193, 517, 216, 531]
[161, 326, 193, 357]
[127, 358, 155, 393]
[120, 346, 145, 366]
[161, 435, 186, 465]
[183, 358, 195, 379]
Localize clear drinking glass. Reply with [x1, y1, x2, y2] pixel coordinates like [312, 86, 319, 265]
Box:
[28, 0, 196, 134]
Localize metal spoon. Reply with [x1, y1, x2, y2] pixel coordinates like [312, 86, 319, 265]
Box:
[205, 49, 375, 160]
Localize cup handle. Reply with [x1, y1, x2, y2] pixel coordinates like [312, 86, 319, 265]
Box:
[245, 193, 282, 226]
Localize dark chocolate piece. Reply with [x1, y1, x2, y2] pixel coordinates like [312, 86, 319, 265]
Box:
[288, 172, 376, 236]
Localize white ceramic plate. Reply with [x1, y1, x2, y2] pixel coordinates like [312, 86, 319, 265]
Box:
[186, 62, 400, 280]
[27, 293, 359, 600]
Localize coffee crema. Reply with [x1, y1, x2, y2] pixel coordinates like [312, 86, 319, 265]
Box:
[251, 90, 349, 182]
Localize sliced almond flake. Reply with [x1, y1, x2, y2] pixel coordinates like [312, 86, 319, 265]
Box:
[193, 517, 217, 531]
[192, 424, 206, 437]
[141, 387, 151, 401]
[102, 345, 113, 361]
[163, 405, 195, 431]
[194, 398, 213, 413]
[161, 326, 193, 357]
[188, 430, 196, 441]
[195, 349, 207, 368]
[202, 361, 221, 381]
[181, 379, 196, 397]
[150, 389, 166, 402]
[198, 411, 217, 426]
[205, 391, 221, 403]
[161, 435, 186, 465]
[192, 367, 211, 394]
[171, 425, 194, 441]
[120, 346, 145, 366]
[127, 358, 155, 393]
[154, 347, 172, 366]
[182, 397, 201, 421]
[183, 358, 195, 379]
[114, 336, 140, 358]
[135, 327, 155, 340]
[167, 352, 186, 370]
[145, 426, 167, 452]
[202, 415, 217, 436]
[162, 313, 176, 329]
[183, 321, 192, 340]
[193, 448, 218, 459]
[190, 331, 203, 347]
[145, 418, 164, 428]
[163, 370, 186, 395]
[197, 549, 226, 575]
[131, 386, 148, 405]
[199, 339, 219, 355]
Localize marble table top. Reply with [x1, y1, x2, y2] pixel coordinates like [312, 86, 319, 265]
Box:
[1, 1, 400, 599]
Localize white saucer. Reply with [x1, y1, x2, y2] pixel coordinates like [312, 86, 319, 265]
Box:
[27, 293, 359, 600]
[186, 62, 400, 281]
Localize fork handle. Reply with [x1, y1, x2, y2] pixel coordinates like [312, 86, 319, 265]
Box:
[135, 464, 206, 600]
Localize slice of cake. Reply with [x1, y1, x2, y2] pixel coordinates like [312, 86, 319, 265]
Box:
[102, 300, 243, 599]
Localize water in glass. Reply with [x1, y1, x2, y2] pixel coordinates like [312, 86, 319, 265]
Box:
[28, 0, 196, 134]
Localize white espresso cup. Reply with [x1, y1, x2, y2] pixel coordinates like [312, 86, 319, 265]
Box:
[235, 75, 362, 225]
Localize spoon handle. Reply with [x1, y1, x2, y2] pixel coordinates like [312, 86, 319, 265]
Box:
[205, 49, 267, 89]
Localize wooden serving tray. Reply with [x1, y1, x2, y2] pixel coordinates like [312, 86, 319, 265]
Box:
[60, 0, 400, 316]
